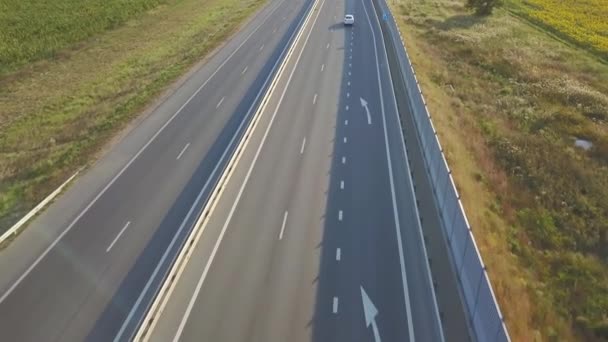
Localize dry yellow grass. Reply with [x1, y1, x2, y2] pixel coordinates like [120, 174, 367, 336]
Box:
[388, 0, 608, 340]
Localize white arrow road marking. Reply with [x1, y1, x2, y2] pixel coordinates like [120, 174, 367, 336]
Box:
[360, 97, 372, 125]
[361, 286, 382, 342]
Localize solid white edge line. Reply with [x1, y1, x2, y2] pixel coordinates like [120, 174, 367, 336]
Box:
[0, 0, 285, 307]
[333, 297, 339, 313]
[279, 211, 289, 240]
[176, 143, 191, 160]
[367, 0, 445, 339]
[300, 137, 307, 154]
[171, 0, 326, 339]
[106, 221, 131, 253]
[362, 1, 416, 340]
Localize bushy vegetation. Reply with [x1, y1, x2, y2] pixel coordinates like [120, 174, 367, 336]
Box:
[0, 0, 169, 75]
[389, 0, 608, 340]
[0, 0, 265, 232]
[509, 0, 608, 59]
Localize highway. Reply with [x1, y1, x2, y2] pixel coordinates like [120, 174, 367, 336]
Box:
[141, 0, 443, 340]
[0, 0, 448, 339]
[0, 0, 312, 340]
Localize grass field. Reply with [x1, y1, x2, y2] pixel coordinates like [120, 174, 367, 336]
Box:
[0, 0, 266, 232]
[388, 0, 608, 340]
[0, 0, 166, 75]
[509, 0, 608, 59]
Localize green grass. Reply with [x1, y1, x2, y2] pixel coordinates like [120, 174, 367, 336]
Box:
[0, 0, 266, 231]
[388, 0, 608, 340]
[0, 0, 168, 75]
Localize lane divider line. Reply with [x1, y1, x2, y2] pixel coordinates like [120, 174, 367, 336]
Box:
[242, 66, 249, 74]
[106, 221, 131, 253]
[333, 297, 339, 313]
[336, 248, 341, 261]
[313, 93, 318, 104]
[300, 138, 307, 154]
[340, 180, 344, 189]
[176, 143, 191, 160]
[279, 211, 289, 240]
[216, 96, 225, 109]
[338, 210, 343, 221]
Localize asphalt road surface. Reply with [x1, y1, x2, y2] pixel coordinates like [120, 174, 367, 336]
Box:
[143, 0, 444, 340]
[0, 0, 313, 340]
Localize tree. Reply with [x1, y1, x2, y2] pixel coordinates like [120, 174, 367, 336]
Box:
[466, 0, 500, 16]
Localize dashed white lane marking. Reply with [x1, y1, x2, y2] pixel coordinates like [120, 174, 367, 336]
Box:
[273, 27, 277, 33]
[340, 180, 344, 189]
[300, 138, 306, 154]
[176, 143, 191, 160]
[279, 211, 288, 240]
[260, 44, 265, 51]
[338, 210, 343, 221]
[347, 81, 351, 86]
[242, 66, 248, 74]
[313, 93, 318, 104]
[106, 221, 131, 252]
[333, 297, 339, 313]
[348, 71, 351, 76]
[321, 64, 325, 72]
[336, 248, 341, 260]
[347, 92, 350, 98]
[343, 137, 347, 143]
[349, 63, 352, 68]
[346, 105, 349, 111]
[327, 43, 330, 49]
[345, 119, 348, 125]
[216, 96, 225, 108]
[349, 55, 352, 59]
[341, 156, 346, 164]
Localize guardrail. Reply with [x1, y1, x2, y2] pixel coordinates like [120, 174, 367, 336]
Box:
[369, 0, 511, 341]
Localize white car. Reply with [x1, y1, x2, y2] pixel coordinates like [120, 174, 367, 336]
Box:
[344, 14, 354, 25]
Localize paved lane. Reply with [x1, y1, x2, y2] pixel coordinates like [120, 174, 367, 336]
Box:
[143, 0, 444, 340]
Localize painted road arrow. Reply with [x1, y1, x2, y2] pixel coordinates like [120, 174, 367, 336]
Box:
[360, 286, 381, 342]
[360, 97, 372, 125]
